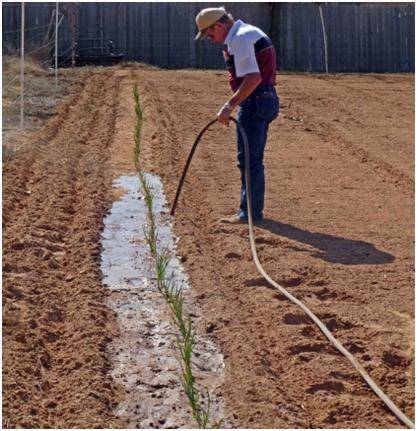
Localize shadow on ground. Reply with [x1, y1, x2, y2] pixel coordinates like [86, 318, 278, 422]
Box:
[258, 218, 395, 265]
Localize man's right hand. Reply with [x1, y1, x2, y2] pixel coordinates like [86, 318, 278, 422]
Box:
[217, 102, 233, 126]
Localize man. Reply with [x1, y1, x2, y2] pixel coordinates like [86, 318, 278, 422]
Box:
[195, 7, 279, 224]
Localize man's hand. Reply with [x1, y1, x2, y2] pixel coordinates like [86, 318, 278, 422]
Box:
[216, 73, 262, 126]
[217, 102, 233, 126]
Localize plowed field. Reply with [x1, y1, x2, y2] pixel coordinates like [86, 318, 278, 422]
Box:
[3, 65, 414, 428]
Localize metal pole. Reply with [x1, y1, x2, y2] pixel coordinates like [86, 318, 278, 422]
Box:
[319, 4, 329, 74]
[69, 3, 76, 67]
[100, 3, 104, 54]
[20, 2, 25, 128]
[55, 2, 58, 89]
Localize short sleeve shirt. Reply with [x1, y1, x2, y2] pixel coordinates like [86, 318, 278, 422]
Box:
[224, 20, 277, 92]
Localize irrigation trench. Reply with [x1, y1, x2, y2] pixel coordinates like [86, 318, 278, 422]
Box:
[170, 117, 414, 429]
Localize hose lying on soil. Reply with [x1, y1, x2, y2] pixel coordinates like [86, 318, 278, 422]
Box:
[170, 117, 414, 429]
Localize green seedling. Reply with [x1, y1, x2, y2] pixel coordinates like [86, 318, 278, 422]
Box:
[133, 85, 217, 429]
[156, 251, 170, 281]
[143, 224, 158, 257]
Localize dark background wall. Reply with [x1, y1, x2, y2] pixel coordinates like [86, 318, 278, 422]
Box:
[2, 2, 415, 72]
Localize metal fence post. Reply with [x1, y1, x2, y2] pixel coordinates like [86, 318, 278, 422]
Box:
[20, 2, 25, 128]
[319, 4, 329, 73]
[55, 2, 58, 89]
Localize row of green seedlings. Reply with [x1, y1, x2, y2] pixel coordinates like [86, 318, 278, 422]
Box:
[133, 84, 220, 429]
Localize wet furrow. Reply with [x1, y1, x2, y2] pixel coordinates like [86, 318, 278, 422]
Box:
[101, 160, 225, 425]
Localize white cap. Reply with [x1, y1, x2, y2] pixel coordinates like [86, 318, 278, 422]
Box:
[195, 7, 227, 41]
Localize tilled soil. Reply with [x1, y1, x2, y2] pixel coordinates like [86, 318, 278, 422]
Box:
[3, 66, 414, 428]
[3, 69, 123, 428]
[136, 69, 414, 428]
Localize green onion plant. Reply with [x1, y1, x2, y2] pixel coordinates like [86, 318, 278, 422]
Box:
[133, 85, 220, 429]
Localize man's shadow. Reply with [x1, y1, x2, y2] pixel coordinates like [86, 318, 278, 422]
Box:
[258, 218, 395, 265]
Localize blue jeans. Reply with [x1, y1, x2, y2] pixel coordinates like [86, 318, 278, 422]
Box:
[236, 85, 279, 221]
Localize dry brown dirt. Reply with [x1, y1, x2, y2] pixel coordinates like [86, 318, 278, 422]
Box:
[3, 65, 414, 428]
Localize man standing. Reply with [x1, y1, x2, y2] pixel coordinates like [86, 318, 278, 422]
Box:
[195, 7, 279, 224]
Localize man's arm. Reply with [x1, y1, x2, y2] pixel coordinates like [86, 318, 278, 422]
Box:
[217, 72, 262, 125]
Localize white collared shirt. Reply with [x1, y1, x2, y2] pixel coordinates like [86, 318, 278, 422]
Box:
[224, 19, 265, 77]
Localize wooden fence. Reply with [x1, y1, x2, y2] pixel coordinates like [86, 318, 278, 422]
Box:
[2, 2, 415, 72]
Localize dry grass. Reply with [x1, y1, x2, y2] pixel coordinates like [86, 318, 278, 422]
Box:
[119, 61, 160, 71]
[2, 55, 81, 159]
[3, 55, 50, 101]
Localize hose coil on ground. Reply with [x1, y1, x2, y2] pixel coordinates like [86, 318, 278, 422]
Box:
[170, 117, 414, 429]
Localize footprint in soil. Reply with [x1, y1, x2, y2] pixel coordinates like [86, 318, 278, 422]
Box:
[10, 242, 26, 251]
[298, 319, 356, 340]
[243, 277, 272, 288]
[255, 236, 276, 246]
[345, 340, 365, 354]
[273, 292, 287, 301]
[382, 351, 410, 368]
[309, 278, 328, 287]
[329, 370, 357, 382]
[224, 252, 241, 260]
[43, 309, 64, 323]
[3, 263, 30, 274]
[306, 380, 345, 394]
[290, 342, 330, 355]
[324, 410, 338, 425]
[277, 276, 303, 287]
[320, 314, 355, 331]
[282, 312, 311, 325]
[300, 326, 316, 337]
[314, 287, 337, 301]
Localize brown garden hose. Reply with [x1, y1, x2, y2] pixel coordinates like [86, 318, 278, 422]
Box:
[170, 117, 414, 429]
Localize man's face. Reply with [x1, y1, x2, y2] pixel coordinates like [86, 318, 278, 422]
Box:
[203, 22, 227, 44]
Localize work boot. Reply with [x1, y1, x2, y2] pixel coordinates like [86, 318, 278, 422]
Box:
[219, 215, 247, 224]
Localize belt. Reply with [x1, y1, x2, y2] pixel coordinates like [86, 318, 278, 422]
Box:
[251, 84, 276, 95]
[255, 84, 275, 90]
[240, 85, 276, 106]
